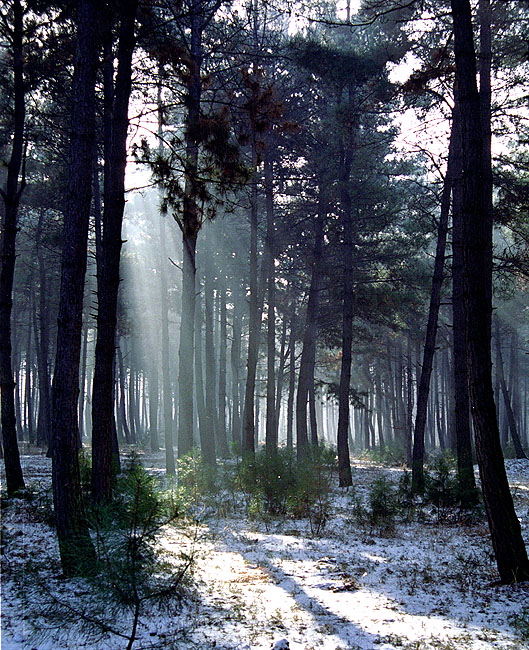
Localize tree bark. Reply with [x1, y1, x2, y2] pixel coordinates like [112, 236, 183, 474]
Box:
[411, 112, 456, 491]
[495, 318, 527, 459]
[51, 0, 101, 576]
[451, 0, 529, 583]
[0, 0, 25, 494]
[264, 154, 277, 454]
[91, 0, 137, 502]
[296, 194, 325, 460]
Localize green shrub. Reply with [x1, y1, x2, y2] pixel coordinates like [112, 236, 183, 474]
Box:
[368, 475, 398, 534]
[363, 440, 407, 467]
[237, 446, 334, 533]
[424, 452, 458, 517]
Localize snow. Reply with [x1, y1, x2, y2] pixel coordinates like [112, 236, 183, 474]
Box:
[2, 452, 529, 650]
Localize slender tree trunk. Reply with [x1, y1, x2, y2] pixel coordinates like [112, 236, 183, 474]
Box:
[91, 0, 137, 502]
[204, 245, 221, 458]
[117, 341, 131, 444]
[296, 194, 325, 459]
[286, 303, 296, 450]
[275, 313, 288, 442]
[159, 217, 175, 471]
[264, 154, 277, 455]
[0, 0, 25, 494]
[195, 283, 216, 465]
[412, 112, 456, 490]
[451, 0, 529, 583]
[495, 319, 527, 459]
[79, 322, 88, 440]
[242, 140, 261, 457]
[51, 0, 100, 575]
[177, 12, 202, 459]
[337, 182, 353, 486]
[230, 281, 242, 449]
[218, 275, 228, 455]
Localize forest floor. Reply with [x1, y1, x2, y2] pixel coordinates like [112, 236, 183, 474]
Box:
[1, 451, 529, 650]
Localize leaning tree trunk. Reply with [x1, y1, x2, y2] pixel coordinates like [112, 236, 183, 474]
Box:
[451, 0, 529, 583]
[92, 0, 137, 503]
[411, 107, 456, 492]
[51, 0, 100, 576]
[0, 0, 25, 495]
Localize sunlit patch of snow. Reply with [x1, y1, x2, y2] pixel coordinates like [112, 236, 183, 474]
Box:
[1, 452, 529, 649]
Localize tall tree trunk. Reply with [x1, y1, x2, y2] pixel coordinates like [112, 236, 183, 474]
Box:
[177, 11, 202, 459]
[149, 363, 159, 452]
[275, 312, 288, 442]
[159, 217, 175, 472]
[195, 283, 216, 465]
[230, 281, 242, 449]
[286, 303, 296, 450]
[296, 194, 325, 459]
[451, 0, 529, 583]
[495, 319, 527, 459]
[204, 242, 221, 458]
[264, 154, 277, 455]
[242, 139, 261, 457]
[91, 0, 137, 502]
[337, 170, 354, 487]
[78, 322, 88, 441]
[412, 111, 456, 491]
[218, 275, 228, 455]
[35, 210, 52, 448]
[0, 0, 25, 494]
[51, 0, 100, 575]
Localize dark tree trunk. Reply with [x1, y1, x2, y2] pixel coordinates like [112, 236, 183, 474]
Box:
[286, 303, 296, 450]
[218, 275, 228, 455]
[91, 0, 137, 502]
[195, 283, 216, 465]
[149, 364, 159, 452]
[495, 319, 527, 459]
[35, 211, 52, 448]
[275, 313, 288, 442]
[51, 0, 100, 575]
[451, 0, 529, 583]
[451, 98, 476, 498]
[177, 11, 202, 459]
[337, 178, 353, 487]
[0, 0, 25, 494]
[296, 202, 325, 459]
[242, 142, 261, 457]
[78, 322, 88, 440]
[204, 244, 221, 458]
[230, 281, 242, 449]
[264, 155, 277, 455]
[159, 217, 175, 471]
[117, 341, 131, 444]
[411, 113, 455, 490]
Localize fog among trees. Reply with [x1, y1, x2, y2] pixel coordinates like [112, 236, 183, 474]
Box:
[2, 0, 529, 647]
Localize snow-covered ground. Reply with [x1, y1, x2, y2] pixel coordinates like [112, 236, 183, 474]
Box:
[2, 452, 529, 650]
